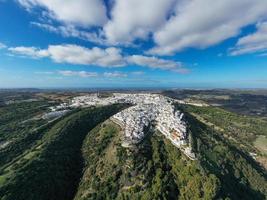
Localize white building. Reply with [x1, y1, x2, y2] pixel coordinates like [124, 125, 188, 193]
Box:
[65, 93, 196, 159]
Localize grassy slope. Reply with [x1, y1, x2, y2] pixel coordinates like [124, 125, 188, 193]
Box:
[74, 120, 220, 200]
[254, 136, 267, 155]
[0, 104, 126, 200]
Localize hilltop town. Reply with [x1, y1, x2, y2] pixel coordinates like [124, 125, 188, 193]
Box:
[1, 90, 267, 200]
[51, 93, 196, 160]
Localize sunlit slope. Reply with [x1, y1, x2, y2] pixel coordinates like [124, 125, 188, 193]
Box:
[74, 120, 219, 200]
[0, 104, 126, 200]
[74, 105, 267, 200]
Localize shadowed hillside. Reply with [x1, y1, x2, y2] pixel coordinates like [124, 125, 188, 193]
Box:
[0, 104, 126, 200]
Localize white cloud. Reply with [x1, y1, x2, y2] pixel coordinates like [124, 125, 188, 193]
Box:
[149, 0, 267, 55]
[0, 42, 7, 49]
[57, 70, 141, 79]
[104, 0, 175, 44]
[7, 44, 188, 73]
[56, 70, 128, 78]
[104, 71, 128, 78]
[17, 0, 107, 27]
[16, 0, 267, 55]
[230, 22, 267, 56]
[8, 44, 125, 67]
[47, 45, 125, 67]
[127, 55, 179, 69]
[58, 70, 98, 78]
[127, 55, 188, 73]
[8, 46, 49, 58]
[31, 22, 105, 45]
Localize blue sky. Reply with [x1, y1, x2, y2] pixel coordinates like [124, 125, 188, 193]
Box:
[0, 0, 267, 88]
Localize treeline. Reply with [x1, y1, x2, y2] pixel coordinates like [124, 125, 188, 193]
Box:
[0, 104, 126, 200]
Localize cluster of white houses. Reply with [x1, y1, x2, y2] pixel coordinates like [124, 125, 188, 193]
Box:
[54, 93, 196, 160]
[113, 104, 157, 146]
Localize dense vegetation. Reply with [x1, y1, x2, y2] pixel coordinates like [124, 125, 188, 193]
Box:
[0, 101, 52, 167]
[74, 120, 220, 200]
[177, 104, 267, 199]
[1, 90, 267, 200]
[0, 104, 126, 200]
[74, 105, 267, 200]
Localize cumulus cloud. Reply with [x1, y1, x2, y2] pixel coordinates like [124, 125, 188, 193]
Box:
[104, 0, 175, 44]
[58, 70, 98, 78]
[17, 0, 107, 27]
[230, 22, 267, 56]
[47, 45, 125, 67]
[127, 55, 179, 69]
[127, 55, 188, 73]
[148, 0, 267, 55]
[8, 46, 49, 58]
[7, 44, 188, 73]
[8, 44, 125, 67]
[16, 0, 267, 55]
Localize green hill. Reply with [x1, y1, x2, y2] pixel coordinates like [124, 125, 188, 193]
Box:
[0, 102, 266, 200]
[0, 104, 126, 200]
[74, 120, 220, 200]
[178, 104, 267, 199]
[73, 104, 267, 200]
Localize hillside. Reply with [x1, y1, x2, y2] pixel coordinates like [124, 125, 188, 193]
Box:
[0, 101, 266, 200]
[74, 105, 267, 200]
[0, 104, 126, 200]
[182, 105, 267, 169]
[74, 120, 219, 200]
[181, 105, 267, 199]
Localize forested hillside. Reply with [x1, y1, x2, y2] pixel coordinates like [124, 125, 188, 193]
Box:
[182, 105, 267, 169]
[179, 104, 267, 199]
[74, 120, 219, 200]
[0, 101, 266, 200]
[0, 104, 126, 200]
[74, 105, 267, 200]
